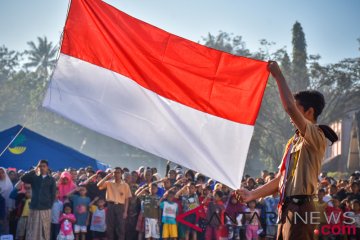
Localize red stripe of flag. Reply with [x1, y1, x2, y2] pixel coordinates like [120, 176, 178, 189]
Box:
[61, 0, 269, 125]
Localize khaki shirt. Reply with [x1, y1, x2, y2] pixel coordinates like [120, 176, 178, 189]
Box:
[100, 180, 132, 204]
[280, 121, 326, 196]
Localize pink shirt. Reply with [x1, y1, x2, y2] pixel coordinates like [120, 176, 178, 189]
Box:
[59, 213, 76, 236]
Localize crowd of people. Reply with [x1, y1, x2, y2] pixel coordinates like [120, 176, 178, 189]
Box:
[0, 161, 360, 240]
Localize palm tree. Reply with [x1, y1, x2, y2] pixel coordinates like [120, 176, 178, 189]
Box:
[24, 36, 58, 78]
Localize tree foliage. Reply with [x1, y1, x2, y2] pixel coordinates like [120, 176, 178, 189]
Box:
[24, 36, 57, 78]
[309, 55, 360, 123]
[291, 21, 309, 91]
[0, 45, 20, 83]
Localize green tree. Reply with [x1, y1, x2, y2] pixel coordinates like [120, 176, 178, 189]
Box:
[280, 51, 292, 87]
[291, 21, 309, 91]
[309, 55, 360, 124]
[24, 36, 57, 78]
[0, 45, 20, 83]
[201, 31, 251, 57]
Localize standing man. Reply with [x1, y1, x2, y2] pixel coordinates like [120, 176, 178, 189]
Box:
[21, 159, 56, 240]
[238, 61, 331, 240]
[97, 167, 132, 240]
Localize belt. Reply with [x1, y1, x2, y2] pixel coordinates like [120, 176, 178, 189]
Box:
[107, 201, 124, 205]
[284, 195, 314, 205]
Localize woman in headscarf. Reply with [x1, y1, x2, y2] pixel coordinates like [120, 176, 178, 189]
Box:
[0, 167, 15, 234]
[0, 168, 14, 208]
[57, 171, 76, 202]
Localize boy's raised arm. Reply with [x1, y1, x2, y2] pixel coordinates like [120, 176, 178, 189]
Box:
[268, 61, 308, 135]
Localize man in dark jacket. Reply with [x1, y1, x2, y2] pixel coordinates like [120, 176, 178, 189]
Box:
[21, 159, 56, 240]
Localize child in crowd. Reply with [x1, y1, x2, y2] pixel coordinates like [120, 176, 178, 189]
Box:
[135, 189, 147, 240]
[245, 200, 261, 240]
[261, 193, 279, 240]
[15, 187, 31, 240]
[58, 203, 76, 240]
[325, 196, 343, 240]
[159, 190, 178, 240]
[136, 183, 161, 240]
[126, 184, 141, 240]
[314, 188, 328, 240]
[226, 192, 245, 240]
[51, 189, 64, 240]
[205, 190, 227, 240]
[0, 192, 5, 235]
[348, 200, 360, 240]
[176, 182, 200, 240]
[89, 197, 107, 240]
[67, 186, 91, 240]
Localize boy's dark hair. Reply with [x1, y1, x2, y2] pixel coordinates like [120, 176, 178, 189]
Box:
[196, 174, 206, 182]
[215, 190, 223, 198]
[293, 90, 325, 120]
[318, 188, 325, 194]
[63, 203, 72, 213]
[332, 195, 341, 201]
[150, 183, 158, 188]
[114, 167, 122, 172]
[38, 159, 49, 166]
[98, 171, 107, 179]
[185, 170, 195, 181]
[189, 182, 196, 187]
[351, 199, 360, 205]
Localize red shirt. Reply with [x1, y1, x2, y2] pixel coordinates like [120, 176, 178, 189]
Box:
[325, 206, 343, 227]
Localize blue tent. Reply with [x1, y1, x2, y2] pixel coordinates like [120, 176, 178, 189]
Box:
[0, 125, 108, 171]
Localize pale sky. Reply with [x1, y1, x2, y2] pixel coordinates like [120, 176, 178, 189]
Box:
[1, 0, 359, 64]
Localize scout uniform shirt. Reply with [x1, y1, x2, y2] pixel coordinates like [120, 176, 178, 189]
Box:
[282, 121, 327, 197]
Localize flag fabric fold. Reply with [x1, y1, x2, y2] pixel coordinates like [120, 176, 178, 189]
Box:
[43, 0, 269, 189]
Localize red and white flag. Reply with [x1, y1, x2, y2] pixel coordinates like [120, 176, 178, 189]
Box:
[43, 0, 269, 188]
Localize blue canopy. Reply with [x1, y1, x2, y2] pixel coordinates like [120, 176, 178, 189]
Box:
[0, 125, 108, 171]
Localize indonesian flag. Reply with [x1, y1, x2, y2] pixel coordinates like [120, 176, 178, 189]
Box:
[43, 0, 269, 189]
